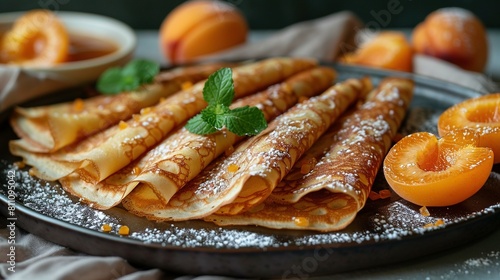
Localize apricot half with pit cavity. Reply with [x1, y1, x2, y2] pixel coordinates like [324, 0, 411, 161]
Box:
[437, 93, 500, 163]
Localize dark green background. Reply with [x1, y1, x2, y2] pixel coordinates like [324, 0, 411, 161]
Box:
[0, 0, 497, 30]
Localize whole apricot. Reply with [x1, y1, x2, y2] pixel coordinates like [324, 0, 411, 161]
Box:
[159, 0, 248, 64]
[411, 7, 488, 72]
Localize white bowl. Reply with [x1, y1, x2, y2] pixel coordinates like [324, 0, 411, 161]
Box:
[0, 11, 136, 111]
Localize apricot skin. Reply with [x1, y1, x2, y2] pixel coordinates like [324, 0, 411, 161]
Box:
[411, 7, 488, 72]
[159, 0, 248, 64]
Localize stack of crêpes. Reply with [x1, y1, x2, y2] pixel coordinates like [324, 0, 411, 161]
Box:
[9, 58, 414, 232]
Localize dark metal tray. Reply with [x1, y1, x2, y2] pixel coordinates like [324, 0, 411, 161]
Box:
[1, 64, 499, 278]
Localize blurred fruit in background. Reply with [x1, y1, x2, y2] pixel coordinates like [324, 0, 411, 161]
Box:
[411, 7, 488, 72]
[339, 7, 489, 74]
[159, 0, 248, 65]
[339, 31, 413, 72]
[0, 9, 69, 66]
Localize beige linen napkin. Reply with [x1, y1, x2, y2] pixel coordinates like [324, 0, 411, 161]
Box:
[205, 11, 363, 62]
[0, 66, 71, 113]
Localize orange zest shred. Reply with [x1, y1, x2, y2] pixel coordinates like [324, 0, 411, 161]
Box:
[293, 216, 310, 227]
[140, 107, 152, 115]
[379, 189, 391, 199]
[73, 98, 85, 112]
[119, 121, 128, 130]
[133, 166, 142, 175]
[227, 163, 239, 173]
[434, 219, 445, 226]
[419, 206, 430, 217]
[118, 225, 130, 236]
[101, 224, 112, 232]
[369, 189, 392, 201]
[181, 81, 193, 90]
[424, 219, 445, 228]
[369, 191, 381, 201]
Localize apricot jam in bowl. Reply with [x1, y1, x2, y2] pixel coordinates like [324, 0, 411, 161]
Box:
[0, 11, 136, 111]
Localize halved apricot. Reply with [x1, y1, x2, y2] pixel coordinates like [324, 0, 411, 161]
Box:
[438, 93, 500, 163]
[383, 129, 493, 207]
[0, 10, 69, 66]
[338, 32, 413, 72]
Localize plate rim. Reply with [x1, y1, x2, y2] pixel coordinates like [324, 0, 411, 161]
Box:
[1, 62, 499, 277]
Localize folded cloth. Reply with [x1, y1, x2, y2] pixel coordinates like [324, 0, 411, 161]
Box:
[0, 66, 76, 114]
[203, 11, 363, 62]
[1, 10, 499, 280]
[413, 54, 499, 93]
[0, 224, 210, 280]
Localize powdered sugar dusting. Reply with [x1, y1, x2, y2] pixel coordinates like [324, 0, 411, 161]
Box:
[438, 251, 500, 279]
[3, 163, 500, 248]
[1, 107, 500, 250]
[1, 164, 120, 232]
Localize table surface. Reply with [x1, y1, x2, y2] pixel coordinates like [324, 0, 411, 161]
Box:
[134, 29, 500, 280]
[1, 28, 499, 280]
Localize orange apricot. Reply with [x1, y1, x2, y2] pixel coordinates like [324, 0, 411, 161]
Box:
[338, 31, 413, 72]
[159, 0, 248, 64]
[411, 7, 488, 72]
[0, 10, 69, 66]
[383, 129, 493, 207]
[437, 93, 500, 163]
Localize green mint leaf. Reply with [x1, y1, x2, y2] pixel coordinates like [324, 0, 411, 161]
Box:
[96, 67, 125, 95]
[97, 59, 160, 95]
[120, 75, 141, 92]
[201, 104, 230, 130]
[185, 66, 268, 136]
[203, 67, 234, 107]
[185, 114, 218, 135]
[122, 59, 160, 84]
[223, 106, 267, 136]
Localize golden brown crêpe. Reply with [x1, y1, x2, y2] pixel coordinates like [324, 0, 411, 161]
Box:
[10, 58, 317, 184]
[123, 77, 372, 221]
[206, 77, 414, 232]
[9, 63, 229, 153]
[82, 67, 336, 210]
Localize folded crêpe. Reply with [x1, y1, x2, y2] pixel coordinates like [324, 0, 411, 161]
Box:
[10, 63, 229, 153]
[122, 76, 373, 221]
[206, 77, 414, 231]
[10, 58, 317, 185]
[76, 66, 336, 209]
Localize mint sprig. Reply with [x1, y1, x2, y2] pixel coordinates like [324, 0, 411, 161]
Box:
[185, 67, 267, 136]
[97, 59, 160, 95]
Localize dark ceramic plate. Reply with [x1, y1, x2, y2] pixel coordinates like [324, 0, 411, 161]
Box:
[1, 64, 500, 278]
